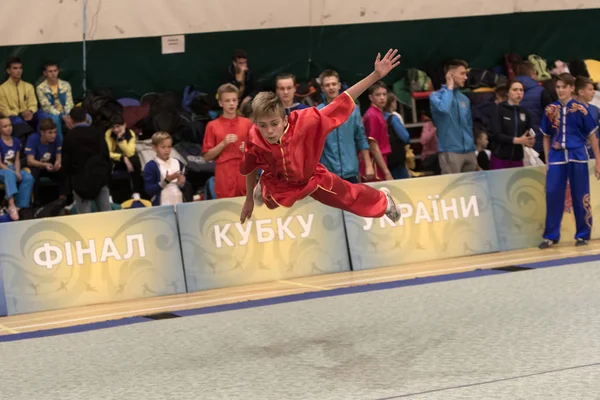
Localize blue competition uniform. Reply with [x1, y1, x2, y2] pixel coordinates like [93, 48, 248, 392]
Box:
[24, 133, 62, 163]
[585, 103, 600, 158]
[0, 137, 21, 166]
[541, 99, 598, 242]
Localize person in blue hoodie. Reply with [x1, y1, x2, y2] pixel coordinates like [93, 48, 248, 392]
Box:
[516, 61, 553, 160]
[317, 70, 375, 183]
[430, 59, 477, 174]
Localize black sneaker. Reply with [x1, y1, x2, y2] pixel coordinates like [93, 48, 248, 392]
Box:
[380, 187, 400, 223]
[575, 238, 589, 247]
[538, 239, 557, 249]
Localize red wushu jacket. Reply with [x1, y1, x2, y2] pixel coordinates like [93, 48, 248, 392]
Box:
[239, 91, 355, 207]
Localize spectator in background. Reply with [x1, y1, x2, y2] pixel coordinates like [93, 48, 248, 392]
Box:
[574, 76, 600, 158]
[0, 57, 42, 135]
[25, 118, 68, 205]
[539, 73, 600, 249]
[62, 107, 112, 214]
[361, 81, 393, 182]
[516, 61, 553, 159]
[489, 80, 535, 170]
[223, 49, 259, 106]
[0, 114, 34, 220]
[472, 85, 507, 133]
[474, 130, 491, 170]
[203, 84, 252, 198]
[105, 114, 142, 200]
[430, 59, 477, 174]
[144, 132, 186, 206]
[318, 69, 374, 183]
[275, 74, 308, 114]
[383, 92, 411, 179]
[36, 61, 74, 141]
[419, 115, 440, 175]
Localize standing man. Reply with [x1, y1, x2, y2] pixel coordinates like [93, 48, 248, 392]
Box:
[430, 59, 477, 174]
[317, 70, 374, 183]
[539, 73, 600, 249]
[222, 49, 259, 107]
[275, 74, 308, 114]
[361, 81, 394, 181]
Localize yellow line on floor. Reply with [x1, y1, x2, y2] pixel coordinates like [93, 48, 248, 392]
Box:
[0, 323, 19, 334]
[277, 280, 327, 291]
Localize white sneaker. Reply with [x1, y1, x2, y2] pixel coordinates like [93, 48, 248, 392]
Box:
[380, 187, 400, 222]
[253, 182, 264, 206]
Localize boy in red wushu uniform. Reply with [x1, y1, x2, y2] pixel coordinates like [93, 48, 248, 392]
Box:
[203, 84, 252, 198]
[239, 49, 402, 224]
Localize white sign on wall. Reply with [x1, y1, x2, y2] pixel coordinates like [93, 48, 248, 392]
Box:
[161, 34, 185, 54]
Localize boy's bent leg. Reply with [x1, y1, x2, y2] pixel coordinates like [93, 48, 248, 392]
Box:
[568, 161, 592, 241]
[310, 172, 389, 218]
[542, 163, 568, 243]
[0, 169, 19, 199]
[14, 170, 34, 208]
[129, 155, 143, 195]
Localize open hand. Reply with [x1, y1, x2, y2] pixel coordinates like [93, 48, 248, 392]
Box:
[374, 49, 401, 80]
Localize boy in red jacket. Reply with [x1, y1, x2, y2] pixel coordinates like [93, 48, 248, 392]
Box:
[239, 50, 402, 223]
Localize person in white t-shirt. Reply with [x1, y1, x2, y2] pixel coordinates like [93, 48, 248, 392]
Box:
[143, 132, 186, 206]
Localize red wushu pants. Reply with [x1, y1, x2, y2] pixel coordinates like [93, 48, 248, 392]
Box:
[261, 169, 388, 218]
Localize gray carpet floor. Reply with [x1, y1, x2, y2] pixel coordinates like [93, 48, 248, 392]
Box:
[2, 261, 600, 400]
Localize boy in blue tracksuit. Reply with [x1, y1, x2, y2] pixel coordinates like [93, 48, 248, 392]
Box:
[317, 70, 375, 183]
[430, 59, 477, 174]
[539, 74, 600, 249]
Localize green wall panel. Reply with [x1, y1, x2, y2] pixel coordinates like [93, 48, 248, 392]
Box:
[0, 9, 598, 101]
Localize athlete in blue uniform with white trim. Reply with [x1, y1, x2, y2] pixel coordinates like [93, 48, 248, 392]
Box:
[539, 73, 600, 249]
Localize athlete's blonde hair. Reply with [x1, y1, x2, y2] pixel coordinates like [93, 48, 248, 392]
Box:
[251, 91, 286, 119]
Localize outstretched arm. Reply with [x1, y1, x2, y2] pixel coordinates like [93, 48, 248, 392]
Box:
[316, 49, 401, 135]
[346, 49, 401, 101]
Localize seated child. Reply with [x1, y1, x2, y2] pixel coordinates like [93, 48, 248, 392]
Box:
[105, 114, 142, 200]
[0, 114, 34, 220]
[475, 130, 491, 171]
[143, 132, 186, 206]
[25, 117, 68, 204]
